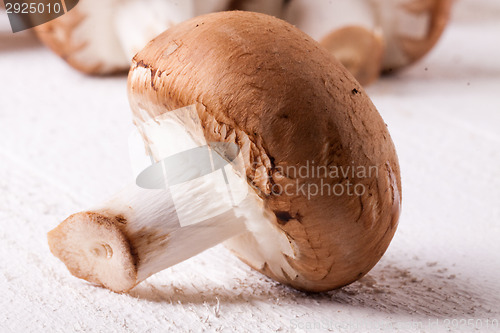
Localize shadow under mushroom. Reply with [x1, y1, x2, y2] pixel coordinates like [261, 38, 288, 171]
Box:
[127, 257, 497, 319]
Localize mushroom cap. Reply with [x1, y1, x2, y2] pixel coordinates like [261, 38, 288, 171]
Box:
[128, 11, 401, 292]
[320, 25, 384, 86]
[382, 0, 453, 72]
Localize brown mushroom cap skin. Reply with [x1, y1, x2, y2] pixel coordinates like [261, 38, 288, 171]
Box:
[128, 11, 401, 292]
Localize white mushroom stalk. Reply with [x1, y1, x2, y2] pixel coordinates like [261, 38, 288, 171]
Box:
[49, 105, 295, 293]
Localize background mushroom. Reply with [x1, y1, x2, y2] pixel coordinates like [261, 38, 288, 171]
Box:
[30, 0, 451, 82]
[31, 0, 288, 75]
[33, 0, 232, 74]
[284, 0, 453, 84]
[48, 11, 401, 293]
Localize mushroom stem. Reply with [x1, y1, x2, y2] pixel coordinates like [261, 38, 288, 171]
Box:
[48, 104, 296, 293]
[49, 103, 248, 292]
[49, 180, 254, 292]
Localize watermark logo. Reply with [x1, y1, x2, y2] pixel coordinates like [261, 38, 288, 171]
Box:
[129, 104, 380, 227]
[136, 142, 248, 227]
[3, 0, 79, 33]
[265, 162, 378, 200]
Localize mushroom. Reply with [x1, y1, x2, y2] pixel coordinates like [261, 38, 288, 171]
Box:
[377, 0, 453, 72]
[284, 0, 452, 84]
[34, 0, 232, 74]
[48, 11, 401, 293]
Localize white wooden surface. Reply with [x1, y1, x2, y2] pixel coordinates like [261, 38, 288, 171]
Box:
[1, 1, 499, 332]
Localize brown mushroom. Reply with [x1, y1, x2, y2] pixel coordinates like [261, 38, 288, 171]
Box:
[379, 0, 453, 72]
[284, 0, 452, 83]
[49, 11, 401, 293]
[34, 0, 232, 75]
